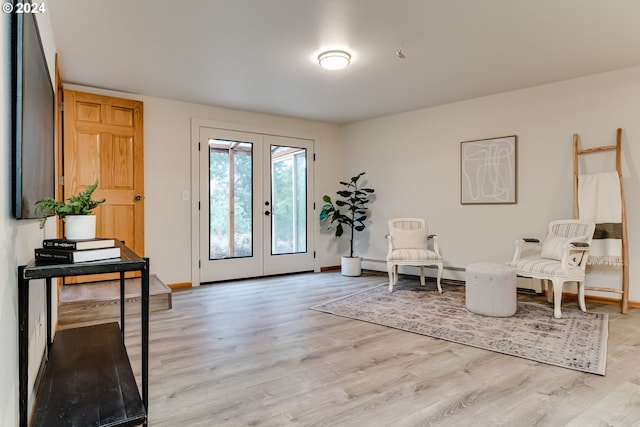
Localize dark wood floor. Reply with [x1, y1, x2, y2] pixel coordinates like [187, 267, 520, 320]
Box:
[117, 271, 640, 427]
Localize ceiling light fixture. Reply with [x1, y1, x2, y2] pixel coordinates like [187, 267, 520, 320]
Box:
[318, 50, 351, 70]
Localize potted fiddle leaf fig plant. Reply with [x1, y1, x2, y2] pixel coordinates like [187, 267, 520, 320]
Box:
[320, 172, 375, 276]
[35, 180, 105, 240]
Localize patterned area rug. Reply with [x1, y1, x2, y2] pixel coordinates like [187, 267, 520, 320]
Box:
[311, 282, 608, 375]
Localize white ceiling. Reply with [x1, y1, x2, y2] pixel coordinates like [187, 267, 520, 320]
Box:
[48, 0, 640, 125]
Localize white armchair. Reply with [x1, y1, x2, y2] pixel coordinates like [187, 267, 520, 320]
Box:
[509, 219, 595, 318]
[386, 218, 443, 293]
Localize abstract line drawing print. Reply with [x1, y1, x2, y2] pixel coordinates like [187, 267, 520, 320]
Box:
[461, 136, 516, 204]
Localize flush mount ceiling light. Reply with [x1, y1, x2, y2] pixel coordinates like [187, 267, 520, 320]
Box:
[318, 50, 351, 70]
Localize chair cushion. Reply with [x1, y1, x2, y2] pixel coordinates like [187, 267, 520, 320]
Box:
[509, 258, 585, 277]
[388, 248, 440, 262]
[390, 228, 428, 249]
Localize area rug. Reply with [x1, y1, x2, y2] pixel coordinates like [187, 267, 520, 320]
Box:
[311, 282, 608, 375]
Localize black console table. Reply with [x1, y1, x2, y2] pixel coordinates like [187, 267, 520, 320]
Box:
[18, 240, 149, 427]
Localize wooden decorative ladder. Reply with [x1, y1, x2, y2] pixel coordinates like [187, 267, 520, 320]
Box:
[573, 128, 629, 313]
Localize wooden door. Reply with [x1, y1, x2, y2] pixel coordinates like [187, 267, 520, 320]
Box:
[63, 90, 144, 283]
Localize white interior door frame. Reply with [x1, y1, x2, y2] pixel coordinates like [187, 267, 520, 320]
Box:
[190, 118, 318, 287]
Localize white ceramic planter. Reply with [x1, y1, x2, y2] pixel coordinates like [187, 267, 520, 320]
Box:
[341, 256, 362, 277]
[65, 215, 97, 240]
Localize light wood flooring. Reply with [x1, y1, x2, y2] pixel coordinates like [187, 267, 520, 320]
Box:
[58, 275, 172, 328]
[113, 271, 640, 427]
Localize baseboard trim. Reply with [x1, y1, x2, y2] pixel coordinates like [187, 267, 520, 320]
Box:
[320, 265, 340, 272]
[168, 282, 192, 290]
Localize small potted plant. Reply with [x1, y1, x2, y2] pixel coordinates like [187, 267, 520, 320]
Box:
[35, 180, 105, 240]
[320, 172, 375, 276]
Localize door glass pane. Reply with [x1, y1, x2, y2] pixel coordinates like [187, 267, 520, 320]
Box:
[271, 145, 307, 255]
[209, 139, 253, 259]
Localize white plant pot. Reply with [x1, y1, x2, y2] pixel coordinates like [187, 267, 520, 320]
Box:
[341, 256, 362, 277]
[65, 215, 96, 240]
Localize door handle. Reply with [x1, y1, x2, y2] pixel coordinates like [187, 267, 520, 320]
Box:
[135, 194, 142, 201]
[264, 210, 270, 216]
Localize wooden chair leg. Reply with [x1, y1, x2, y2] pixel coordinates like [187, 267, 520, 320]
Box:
[577, 281, 587, 312]
[552, 279, 564, 319]
[388, 264, 394, 292]
[436, 264, 443, 293]
[419, 266, 426, 286]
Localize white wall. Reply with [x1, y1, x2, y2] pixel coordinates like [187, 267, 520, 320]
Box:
[1, 11, 57, 426]
[68, 66, 640, 302]
[64, 84, 343, 285]
[341, 66, 640, 302]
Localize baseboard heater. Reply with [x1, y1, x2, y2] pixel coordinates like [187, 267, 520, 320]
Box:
[360, 258, 543, 294]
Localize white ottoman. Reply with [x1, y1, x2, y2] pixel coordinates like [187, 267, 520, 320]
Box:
[465, 262, 517, 317]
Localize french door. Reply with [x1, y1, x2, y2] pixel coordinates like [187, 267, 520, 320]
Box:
[199, 127, 314, 283]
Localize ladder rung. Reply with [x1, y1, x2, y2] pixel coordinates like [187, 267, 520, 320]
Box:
[577, 144, 617, 155]
[584, 286, 624, 294]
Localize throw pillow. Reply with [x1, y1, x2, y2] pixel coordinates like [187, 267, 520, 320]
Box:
[541, 233, 586, 265]
[391, 228, 428, 249]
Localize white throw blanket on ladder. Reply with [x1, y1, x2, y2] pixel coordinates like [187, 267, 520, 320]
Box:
[578, 172, 623, 266]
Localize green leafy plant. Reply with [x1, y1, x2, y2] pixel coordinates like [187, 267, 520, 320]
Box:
[319, 172, 375, 258]
[34, 180, 105, 228]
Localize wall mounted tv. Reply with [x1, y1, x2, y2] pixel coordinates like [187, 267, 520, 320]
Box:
[11, 5, 55, 219]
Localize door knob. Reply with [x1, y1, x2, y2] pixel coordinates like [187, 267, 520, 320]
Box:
[135, 194, 142, 201]
[265, 210, 271, 216]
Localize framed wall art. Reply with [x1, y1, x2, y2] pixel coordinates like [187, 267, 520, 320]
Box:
[460, 135, 517, 204]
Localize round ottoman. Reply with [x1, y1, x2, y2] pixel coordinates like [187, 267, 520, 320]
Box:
[465, 262, 517, 317]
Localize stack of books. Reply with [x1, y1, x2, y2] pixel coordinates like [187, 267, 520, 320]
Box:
[35, 238, 121, 263]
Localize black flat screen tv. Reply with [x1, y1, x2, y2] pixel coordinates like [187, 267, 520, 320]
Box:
[11, 3, 55, 219]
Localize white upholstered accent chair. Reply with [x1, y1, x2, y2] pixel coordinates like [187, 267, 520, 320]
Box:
[386, 218, 443, 293]
[509, 219, 595, 318]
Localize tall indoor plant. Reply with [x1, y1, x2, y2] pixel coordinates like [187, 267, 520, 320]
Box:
[35, 180, 105, 239]
[320, 172, 375, 276]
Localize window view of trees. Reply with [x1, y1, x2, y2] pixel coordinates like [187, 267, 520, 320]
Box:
[208, 141, 307, 260]
[271, 146, 307, 255]
[209, 140, 253, 259]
